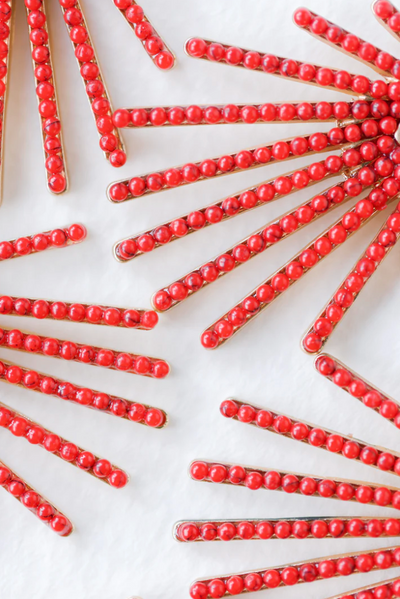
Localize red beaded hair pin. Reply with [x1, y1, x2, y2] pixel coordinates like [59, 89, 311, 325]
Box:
[0, 459, 73, 536]
[112, 0, 175, 70]
[26, 0, 68, 194]
[57, 0, 126, 167]
[0, 358, 167, 427]
[0, 401, 128, 487]
[316, 354, 400, 429]
[189, 547, 400, 598]
[303, 201, 400, 353]
[189, 459, 400, 510]
[0, 1, 12, 201]
[220, 398, 400, 478]
[174, 517, 400, 542]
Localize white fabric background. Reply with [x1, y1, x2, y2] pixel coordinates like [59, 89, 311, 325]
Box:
[2, 0, 400, 597]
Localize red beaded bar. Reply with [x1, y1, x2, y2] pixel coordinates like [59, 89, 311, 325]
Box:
[0, 295, 158, 329]
[0, 401, 128, 487]
[189, 546, 400, 598]
[294, 8, 400, 78]
[113, 156, 343, 260]
[316, 354, 400, 429]
[201, 180, 397, 350]
[174, 516, 400, 542]
[112, 101, 364, 128]
[151, 164, 374, 313]
[112, 0, 175, 70]
[303, 200, 400, 353]
[190, 459, 400, 508]
[0, 357, 168, 428]
[25, 0, 68, 194]
[185, 37, 386, 98]
[220, 398, 400, 478]
[0, 1, 12, 201]
[0, 327, 169, 378]
[0, 458, 72, 536]
[107, 122, 380, 203]
[0, 223, 86, 261]
[323, 577, 400, 599]
[57, 0, 126, 167]
[373, 1, 400, 41]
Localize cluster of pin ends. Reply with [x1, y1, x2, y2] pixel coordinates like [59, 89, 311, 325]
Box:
[0, 224, 170, 536]
[105, 0, 400, 361]
[105, 0, 400, 596]
[0, 1, 175, 197]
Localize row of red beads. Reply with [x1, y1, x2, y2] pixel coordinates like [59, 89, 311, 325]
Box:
[115, 156, 339, 262]
[0, 461, 72, 536]
[0, 223, 86, 261]
[113, 99, 400, 127]
[333, 580, 400, 599]
[177, 517, 400, 542]
[190, 460, 400, 508]
[0, 295, 158, 329]
[185, 37, 390, 99]
[57, 0, 126, 167]
[0, 359, 167, 427]
[294, 8, 400, 78]
[373, 1, 400, 34]
[303, 200, 400, 353]
[152, 149, 382, 312]
[221, 399, 400, 475]
[189, 547, 400, 598]
[112, 0, 174, 70]
[0, 2, 11, 178]
[109, 121, 380, 202]
[201, 180, 396, 349]
[0, 404, 127, 487]
[316, 354, 400, 427]
[0, 328, 169, 378]
[25, 0, 67, 193]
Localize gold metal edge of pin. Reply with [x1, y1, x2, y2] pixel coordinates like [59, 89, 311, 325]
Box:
[113, 3, 176, 70]
[203, 188, 389, 351]
[183, 37, 371, 98]
[300, 192, 400, 355]
[172, 516, 400, 542]
[59, 0, 126, 160]
[0, 458, 75, 536]
[226, 396, 400, 459]
[111, 172, 340, 263]
[0, 0, 14, 206]
[371, 0, 400, 43]
[1, 296, 157, 330]
[191, 545, 400, 585]
[0, 356, 168, 429]
[0, 323, 169, 378]
[106, 138, 357, 203]
[0, 399, 129, 487]
[148, 175, 355, 314]
[187, 457, 400, 490]
[291, 9, 395, 79]
[313, 352, 400, 409]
